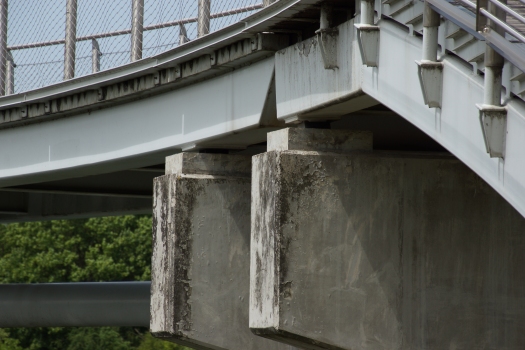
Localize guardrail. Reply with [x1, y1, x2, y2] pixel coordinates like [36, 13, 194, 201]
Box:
[1, 0, 272, 95]
[429, 0, 525, 72]
[476, 0, 525, 44]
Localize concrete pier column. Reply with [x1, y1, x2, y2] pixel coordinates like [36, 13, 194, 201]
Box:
[250, 128, 525, 349]
[151, 152, 298, 350]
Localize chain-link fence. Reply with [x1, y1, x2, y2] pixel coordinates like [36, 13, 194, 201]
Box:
[3, 0, 266, 95]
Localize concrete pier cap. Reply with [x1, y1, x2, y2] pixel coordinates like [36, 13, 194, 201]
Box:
[151, 152, 298, 350]
[250, 127, 525, 349]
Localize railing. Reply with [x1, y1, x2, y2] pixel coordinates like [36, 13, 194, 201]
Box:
[436, 0, 525, 72]
[476, 0, 525, 43]
[1, 0, 273, 95]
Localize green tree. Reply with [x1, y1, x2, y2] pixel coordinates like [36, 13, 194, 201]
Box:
[0, 216, 191, 350]
[67, 328, 130, 350]
[136, 333, 183, 350]
[0, 329, 22, 350]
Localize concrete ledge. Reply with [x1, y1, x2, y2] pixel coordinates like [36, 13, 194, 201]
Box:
[166, 153, 252, 177]
[267, 127, 373, 153]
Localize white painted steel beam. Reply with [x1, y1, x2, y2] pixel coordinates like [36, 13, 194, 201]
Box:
[0, 58, 274, 187]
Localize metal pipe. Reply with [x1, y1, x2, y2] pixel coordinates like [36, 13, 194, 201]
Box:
[483, 0, 504, 106]
[6, 50, 13, 95]
[320, 4, 332, 29]
[64, 0, 77, 80]
[131, 0, 144, 62]
[0, 0, 8, 96]
[458, 0, 476, 9]
[488, 0, 525, 25]
[361, 0, 375, 25]
[480, 8, 525, 43]
[198, 0, 211, 37]
[0, 282, 150, 327]
[422, 1, 440, 61]
[92, 39, 101, 73]
[7, 4, 263, 51]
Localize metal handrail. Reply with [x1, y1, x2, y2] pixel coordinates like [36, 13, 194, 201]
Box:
[489, 0, 525, 25]
[480, 7, 525, 42]
[458, 0, 476, 9]
[477, 0, 525, 44]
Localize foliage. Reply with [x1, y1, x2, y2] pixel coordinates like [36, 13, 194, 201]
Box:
[67, 328, 130, 350]
[136, 333, 183, 350]
[0, 216, 191, 350]
[0, 330, 22, 350]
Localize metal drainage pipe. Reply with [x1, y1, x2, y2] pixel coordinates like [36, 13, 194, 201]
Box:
[0, 282, 150, 327]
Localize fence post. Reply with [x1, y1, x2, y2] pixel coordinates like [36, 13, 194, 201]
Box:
[198, 0, 210, 37]
[179, 24, 189, 45]
[92, 39, 101, 73]
[0, 0, 8, 96]
[6, 50, 13, 95]
[131, 0, 144, 62]
[64, 0, 77, 80]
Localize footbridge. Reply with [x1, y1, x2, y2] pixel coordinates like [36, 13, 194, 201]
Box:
[1, 0, 525, 348]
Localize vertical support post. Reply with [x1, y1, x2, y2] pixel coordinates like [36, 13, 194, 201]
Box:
[131, 0, 144, 62]
[179, 24, 189, 45]
[422, 1, 440, 61]
[0, 0, 8, 96]
[476, 0, 507, 158]
[316, 4, 339, 69]
[263, 0, 276, 6]
[91, 39, 101, 73]
[64, 0, 77, 80]
[361, 0, 374, 25]
[483, 0, 504, 107]
[416, 1, 444, 108]
[198, 0, 210, 37]
[5, 50, 13, 95]
[320, 3, 332, 30]
[354, 0, 380, 67]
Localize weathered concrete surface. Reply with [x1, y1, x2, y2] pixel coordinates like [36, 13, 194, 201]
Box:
[151, 153, 297, 350]
[250, 129, 525, 349]
[275, 19, 377, 123]
[268, 128, 373, 153]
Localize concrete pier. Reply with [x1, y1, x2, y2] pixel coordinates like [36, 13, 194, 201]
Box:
[151, 152, 296, 350]
[250, 128, 525, 349]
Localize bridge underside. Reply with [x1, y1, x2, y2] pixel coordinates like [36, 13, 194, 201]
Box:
[1, 5, 524, 221]
[0, 105, 446, 223]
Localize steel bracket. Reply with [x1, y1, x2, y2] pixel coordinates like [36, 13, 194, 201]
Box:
[19, 106, 27, 119]
[416, 60, 444, 108]
[315, 28, 339, 70]
[476, 104, 507, 158]
[355, 24, 380, 67]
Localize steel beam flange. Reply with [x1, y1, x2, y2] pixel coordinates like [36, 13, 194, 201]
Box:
[315, 28, 339, 70]
[354, 24, 380, 67]
[416, 60, 444, 108]
[476, 104, 507, 158]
